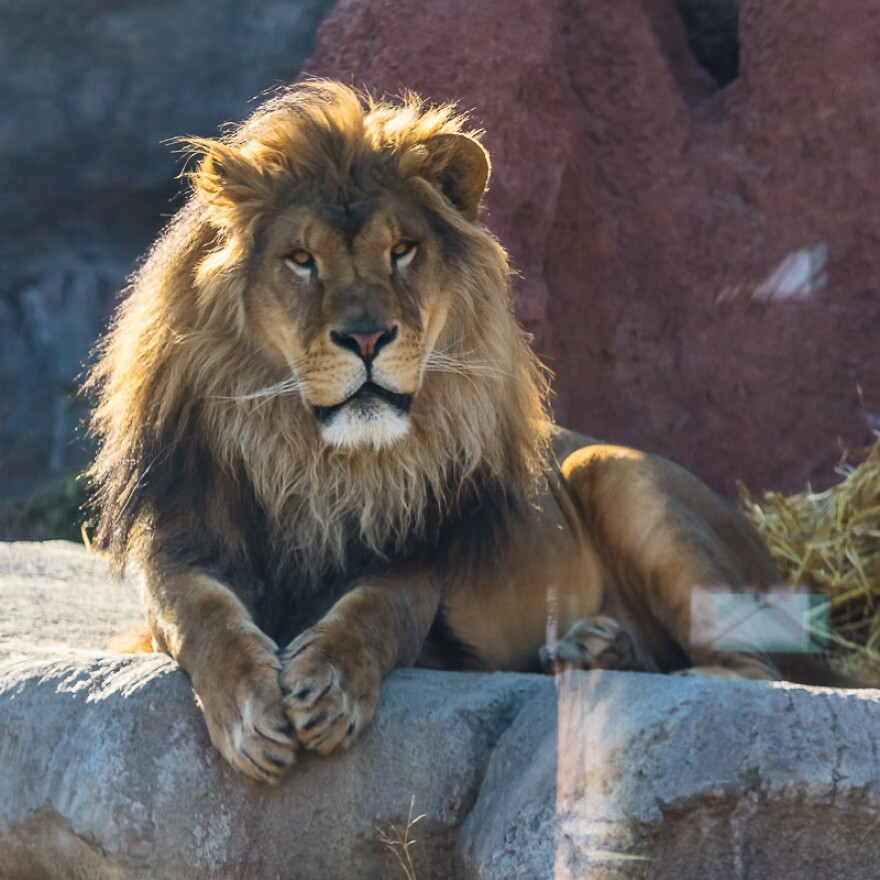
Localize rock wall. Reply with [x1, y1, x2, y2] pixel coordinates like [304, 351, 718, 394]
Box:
[3, 0, 879, 518]
[3, 542, 880, 879]
[306, 0, 880, 496]
[0, 0, 335, 502]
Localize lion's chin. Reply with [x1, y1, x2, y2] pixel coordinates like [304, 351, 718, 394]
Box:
[320, 401, 411, 451]
[314, 382, 414, 452]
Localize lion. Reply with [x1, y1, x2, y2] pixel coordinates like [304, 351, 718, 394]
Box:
[87, 81, 857, 784]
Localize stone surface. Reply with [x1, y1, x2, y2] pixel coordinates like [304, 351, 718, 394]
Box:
[0, 656, 540, 880]
[3, 541, 880, 879]
[305, 0, 880, 497]
[0, 541, 143, 657]
[459, 675, 880, 879]
[0, 543, 545, 880]
[0, 0, 335, 503]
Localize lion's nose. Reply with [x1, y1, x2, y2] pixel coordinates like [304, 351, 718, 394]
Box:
[331, 325, 398, 359]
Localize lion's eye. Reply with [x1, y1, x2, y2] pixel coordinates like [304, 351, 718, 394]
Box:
[390, 239, 417, 270]
[284, 248, 316, 279]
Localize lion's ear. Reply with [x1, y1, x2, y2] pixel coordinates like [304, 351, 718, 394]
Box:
[421, 133, 491, 220]
[185, 138, 271, 211]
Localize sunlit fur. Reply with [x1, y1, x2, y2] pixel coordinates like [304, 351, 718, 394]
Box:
[86, 81, 551, 578]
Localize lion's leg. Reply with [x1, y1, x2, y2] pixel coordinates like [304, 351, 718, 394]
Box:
[280, 568, 442, 755]
[561, 445, 783, 681]
[145, 569, 296, 783]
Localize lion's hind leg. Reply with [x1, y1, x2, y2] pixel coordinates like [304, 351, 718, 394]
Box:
[675, 663, 776, 680]
[561, 444, 786, 681]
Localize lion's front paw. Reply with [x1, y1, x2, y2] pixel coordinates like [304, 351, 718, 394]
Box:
[198, 661, 297, 784]
[279, 628, 381, 755]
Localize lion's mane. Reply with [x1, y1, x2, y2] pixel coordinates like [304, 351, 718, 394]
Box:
[87, 82, 551, 635]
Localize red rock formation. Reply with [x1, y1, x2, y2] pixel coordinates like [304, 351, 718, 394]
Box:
[304, 0, 880, 495]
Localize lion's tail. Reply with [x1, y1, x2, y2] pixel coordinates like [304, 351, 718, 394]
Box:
[107, 624, 157, 654]
[775, 653, 869, 689]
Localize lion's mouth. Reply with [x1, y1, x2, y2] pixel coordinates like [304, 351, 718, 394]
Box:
[313, 382, 413, 424]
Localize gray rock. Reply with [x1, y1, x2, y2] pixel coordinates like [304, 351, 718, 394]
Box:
[2, 541, 880, 879]
[0, 655, 542, 880]
[459, 674, 880, 879]
[0, 541, 143, 656]
[0, 0, 335, 502]
[0, 543, 545, 880]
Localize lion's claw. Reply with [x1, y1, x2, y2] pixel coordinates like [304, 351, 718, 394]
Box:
[199, 665, 298, 784]
[280, 629, 379, 755]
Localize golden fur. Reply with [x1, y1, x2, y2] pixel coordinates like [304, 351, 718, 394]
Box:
[88, 82, 858, 783]
[88, 82, 549, 577]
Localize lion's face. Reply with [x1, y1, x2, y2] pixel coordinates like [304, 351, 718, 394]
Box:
[179, 85, 544, 469]
[247, 192, 451, 451]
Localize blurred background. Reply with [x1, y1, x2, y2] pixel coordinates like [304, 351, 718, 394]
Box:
[2, 0, 878, 541]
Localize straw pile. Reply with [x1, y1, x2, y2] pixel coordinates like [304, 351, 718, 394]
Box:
[739, 439, 880, 683]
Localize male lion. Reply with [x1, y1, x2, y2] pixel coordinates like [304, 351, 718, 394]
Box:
[88, 81, 853, 783]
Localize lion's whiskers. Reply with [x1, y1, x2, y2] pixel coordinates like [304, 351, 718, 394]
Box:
[423, 351, 515, 380]
[214, 375, 305, 403]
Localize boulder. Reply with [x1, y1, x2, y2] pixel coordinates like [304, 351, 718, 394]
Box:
[459, 674, 880, 879]
[305, 0, 880, 496]
[2, 541, 880, 879]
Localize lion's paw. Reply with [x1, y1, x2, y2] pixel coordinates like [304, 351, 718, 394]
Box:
[279, 629, 380, 755]
[539, 615, 643, 673]
[199, 662, 297, 784]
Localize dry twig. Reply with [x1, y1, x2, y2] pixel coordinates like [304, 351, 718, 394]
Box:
[377, 796, 425, 880]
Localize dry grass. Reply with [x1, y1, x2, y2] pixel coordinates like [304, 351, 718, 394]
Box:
[739, 438, 880, 682]
[377, 797, 425, 880]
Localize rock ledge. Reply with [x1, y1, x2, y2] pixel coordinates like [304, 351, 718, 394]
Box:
[2, 542, 879, 880]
